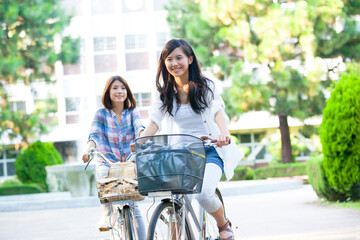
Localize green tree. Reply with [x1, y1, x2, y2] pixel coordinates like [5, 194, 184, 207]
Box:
[319, 72, 360, 200]
[166, 0, 359, 163]
[0, 0, 79, 146]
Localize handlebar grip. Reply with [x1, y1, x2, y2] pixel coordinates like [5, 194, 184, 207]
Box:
[208, 138, 231, 145]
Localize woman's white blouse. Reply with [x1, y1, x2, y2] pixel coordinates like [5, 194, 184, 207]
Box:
[149, 80, 244, 180]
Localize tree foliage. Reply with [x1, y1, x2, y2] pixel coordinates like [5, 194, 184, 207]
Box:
[319, 72, 360, 199]
[166, 0, 360, 163]
[0, 0, 79, 83]
[0, 0, 80, 146]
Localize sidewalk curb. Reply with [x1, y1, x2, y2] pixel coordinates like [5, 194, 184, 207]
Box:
[0, 179, 304, 212]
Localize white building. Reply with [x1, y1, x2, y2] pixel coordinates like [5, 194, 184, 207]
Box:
[1, 0, 171, 179]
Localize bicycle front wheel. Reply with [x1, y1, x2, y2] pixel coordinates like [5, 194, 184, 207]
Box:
[123, 205, 136, 240]
[203, 188, 225, 240]
[147, 201, 191, 240]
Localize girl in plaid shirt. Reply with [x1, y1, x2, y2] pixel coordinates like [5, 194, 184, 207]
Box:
[82, 75, 145, 238]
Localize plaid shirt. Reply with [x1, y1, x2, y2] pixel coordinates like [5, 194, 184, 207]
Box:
[88, 107, 145, 166]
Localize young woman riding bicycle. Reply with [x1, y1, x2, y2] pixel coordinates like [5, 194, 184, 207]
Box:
[82, 75, 146, 239]
[140, 38, 244, 240]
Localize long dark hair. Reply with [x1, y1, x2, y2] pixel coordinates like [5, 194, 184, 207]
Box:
[102, 75, 136, 110]
[156, 38, 213, 116]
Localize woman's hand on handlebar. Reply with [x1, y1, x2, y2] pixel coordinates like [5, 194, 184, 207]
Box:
[217, 134, 231, 148]
[130, 143, 136, 153]
[82, 153, 90, 163]
[201, 135, 231, 147]
[82, 147, 95, 163]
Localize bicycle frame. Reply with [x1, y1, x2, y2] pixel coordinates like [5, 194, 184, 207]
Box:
[184, 194, 205, 240]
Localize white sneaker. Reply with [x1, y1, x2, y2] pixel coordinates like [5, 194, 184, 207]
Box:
[96, 215, 111, 232]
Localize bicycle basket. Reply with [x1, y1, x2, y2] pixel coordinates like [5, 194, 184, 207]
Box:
[95, 161, 144, 203]
[135, 134, 206, 195]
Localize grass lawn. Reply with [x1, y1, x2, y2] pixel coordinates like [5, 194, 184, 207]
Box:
[319, 200, 360, 211]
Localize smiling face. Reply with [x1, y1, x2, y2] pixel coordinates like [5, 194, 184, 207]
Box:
[109, 80, 127, 105]
[164, 47, 193, 81]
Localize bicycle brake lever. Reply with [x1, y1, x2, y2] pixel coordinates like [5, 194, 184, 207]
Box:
[84, 158, 92, 170]
[84, 148, 96, 171]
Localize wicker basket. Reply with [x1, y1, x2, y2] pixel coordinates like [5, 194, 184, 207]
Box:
[95, 162, 144, 203]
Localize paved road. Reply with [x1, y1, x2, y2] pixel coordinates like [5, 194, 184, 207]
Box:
[0, 180, 359, 240]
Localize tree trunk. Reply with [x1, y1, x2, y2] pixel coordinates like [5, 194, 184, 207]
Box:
[278, 113, 293, 164]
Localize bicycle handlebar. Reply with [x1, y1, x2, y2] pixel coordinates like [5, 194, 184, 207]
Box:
[83, 148, 136, 170]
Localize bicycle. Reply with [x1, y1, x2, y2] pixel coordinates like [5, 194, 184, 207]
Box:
[85, 148, 144, 240]
[134, 134, 227, 240]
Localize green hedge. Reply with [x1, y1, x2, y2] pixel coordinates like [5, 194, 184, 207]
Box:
[15, 141, 63, 189]
[221, 166, 254, 181]
[0, 184, 44, 196]
[254, 162, 307, 179]
[0, 177, 22, 186]
[307, 155, 360, 201]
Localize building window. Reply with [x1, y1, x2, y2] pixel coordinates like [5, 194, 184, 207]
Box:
[94, 54, 118, 73]
[125, 52, 149, 71]
[125, 34, 147, 50]
[11, 101, 26, 112]
[93, 37, 118, 73]
[122, 0, 146, 13]
[63, 56, 87, 75]
[134, 92, 151, 107]
[65, 97, 89, 124]
[65, 97, 80, 124]
[238, 134, 251, 143]
[54, 141, 78, 163]
[94, 37, 117, 52]
[156, 32, 169, 47]
[65, 97, 80, 112]
[0, 146, 19, 178]
[234, 132, 266, 161]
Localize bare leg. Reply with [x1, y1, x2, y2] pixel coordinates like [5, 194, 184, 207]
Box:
[209, 204, 226, 227]
[209, 205, 233, 239]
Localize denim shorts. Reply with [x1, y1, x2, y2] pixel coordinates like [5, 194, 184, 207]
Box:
[205, 146, 224, 173]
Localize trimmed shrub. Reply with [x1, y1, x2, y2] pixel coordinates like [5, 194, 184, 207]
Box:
[233, 166, 255, 181]
[15, 141, 63, 189]
[254, 162, 307, 179]
[1, 177, 22, 186]
[307, 156, 346, 201]
[319, 72, 360, 201]
[0, 183, 44, 196]
[221, 166, 254, 181]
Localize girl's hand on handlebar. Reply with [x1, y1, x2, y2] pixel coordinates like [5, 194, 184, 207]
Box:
[130, 143, 136, 153]
[217, 134, 231, 148]
[82, 153, 89, 163]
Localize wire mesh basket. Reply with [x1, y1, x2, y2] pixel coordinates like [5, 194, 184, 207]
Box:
[95, 162, 145, 203]
[135, 134, 206, 195]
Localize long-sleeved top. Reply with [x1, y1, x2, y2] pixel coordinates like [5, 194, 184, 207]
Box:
[149, 80, 244, 180]
[88, 107, 145, 166]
